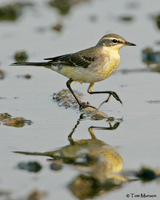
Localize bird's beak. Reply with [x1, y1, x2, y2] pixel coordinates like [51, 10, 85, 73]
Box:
[125, 41, 136, 46]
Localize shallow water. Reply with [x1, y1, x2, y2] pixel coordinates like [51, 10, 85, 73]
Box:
[0, 0, 160, 199]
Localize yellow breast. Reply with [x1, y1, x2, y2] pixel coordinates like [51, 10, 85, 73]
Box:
[98, 47, 121, 78]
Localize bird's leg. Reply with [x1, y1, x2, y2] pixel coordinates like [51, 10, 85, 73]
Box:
[66, 79, 97, 110]
[68, 115, 82, 144]
[66, 79, 83, 108]
[87, 83, 123, 107]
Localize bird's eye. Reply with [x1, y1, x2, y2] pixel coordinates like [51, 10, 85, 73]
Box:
[112, 39, 118, 43]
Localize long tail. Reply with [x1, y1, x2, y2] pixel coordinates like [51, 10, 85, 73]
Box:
[11, 61, 51, 67]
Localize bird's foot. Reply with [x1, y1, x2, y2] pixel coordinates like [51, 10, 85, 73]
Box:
[111, 91, 123, 104]
[98, 91, 123, 108]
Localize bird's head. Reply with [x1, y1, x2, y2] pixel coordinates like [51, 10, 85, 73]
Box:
[96, 33, 136, 50]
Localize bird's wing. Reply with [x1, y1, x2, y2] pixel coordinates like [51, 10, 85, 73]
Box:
[44, 51, 96, 68]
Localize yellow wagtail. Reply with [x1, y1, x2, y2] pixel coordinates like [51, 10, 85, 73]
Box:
[12, 33, 136, 109]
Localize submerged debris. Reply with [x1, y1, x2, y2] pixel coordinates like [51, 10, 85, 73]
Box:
[81, 106, 108, 120]
[118, 15, 134, 22]
[0, 69, 5, 79]
[142, 47, 160, 65]
[17, 74, 32, 79]
[0, 113, 32, 127]
[136, 166, 160, 182]
[0, 2, 22, 21]
[146, 99, 160, 104]
[14, 50, 28, 62]
[122, 166, 160, 183]
[120, 47, 160, 73]
[0, 2, 33, 21]
[49, 0, 91, 15]
[120, 47, 160, 74]
[151, 13, 160, 30]
[68, 173, 130, 199]
[3, 117, 32, 127]
[27, 189, 47, 200]
[53, 89, 83, 109]
[52, 21, 63, 32]
[17, 161, 42, 173]
[53, 89, 108, 120]
[49, 0, 71, 15]
[0, 113, 11, 120]
[0, 189, 11, 198]
[50, 160, 63, 171]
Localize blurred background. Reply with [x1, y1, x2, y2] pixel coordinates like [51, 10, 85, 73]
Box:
[0, 0, 160, 199]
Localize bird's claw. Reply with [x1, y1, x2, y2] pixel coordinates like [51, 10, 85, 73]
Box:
[111, 92, 123, 104]
[98, 91, 123, 109]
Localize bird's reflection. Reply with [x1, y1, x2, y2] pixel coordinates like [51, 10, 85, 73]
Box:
[14, 115, 134, 199]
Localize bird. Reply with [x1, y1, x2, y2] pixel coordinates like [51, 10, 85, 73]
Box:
[12, 33, 136, 109]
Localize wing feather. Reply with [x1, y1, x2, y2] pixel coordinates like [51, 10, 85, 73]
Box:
[44, 50, 96, 68]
